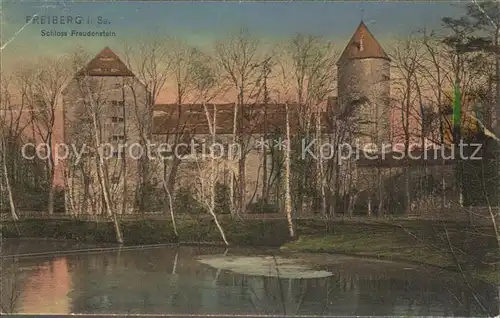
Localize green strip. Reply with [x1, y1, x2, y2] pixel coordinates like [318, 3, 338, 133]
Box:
[453, 83, 461, 130]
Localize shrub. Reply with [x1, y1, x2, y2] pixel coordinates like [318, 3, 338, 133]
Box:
[247, 198, 279, 214]
[174, 187, 206, 214]
[214, 183, 231, 214]
[0, 218, 292, 247]
[140, 184, 167, 212]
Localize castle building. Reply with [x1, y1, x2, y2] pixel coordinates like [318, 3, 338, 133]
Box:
[61, 22, 394, 215]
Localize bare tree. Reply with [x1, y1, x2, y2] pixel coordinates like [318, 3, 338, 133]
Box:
[275, 57, 298, 237]
[214, 27, 265, 215]
[67, 60, 124, 243]
[0, 262, 22, 313]
[193, 106, 229, 245]
[391, 34, 426, 215]
[122, 37, 172, 214]
[0, 67, 46, 220]
[284, 102, 295, 238]
[162, 44, 222, 236]
[20, 57, 72, 215]
[0, 75, 19, 220]
[418, 29, 455, 211]
[190, 47, 229, 243]
[159, 43, 218, 227]
[257, 57, 274, 208]
[278, 34, 337, 217]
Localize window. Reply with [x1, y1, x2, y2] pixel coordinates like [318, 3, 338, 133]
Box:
[114, 83, 122, 89]
[111, 116, 124, 123]
[111, 135, 125, 142]
[110, 100, 125, 106]
[111, 176, 120, 184]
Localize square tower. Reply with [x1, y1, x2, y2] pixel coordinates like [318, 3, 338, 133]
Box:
[62, 47, 151, 215]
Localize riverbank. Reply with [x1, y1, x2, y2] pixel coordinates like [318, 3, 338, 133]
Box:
[0, 218, 291, 247]
[2, 218, 498, 284]
[282, 220, 500, 285]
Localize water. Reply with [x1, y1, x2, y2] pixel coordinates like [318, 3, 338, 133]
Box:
[1, 239, 498, 316]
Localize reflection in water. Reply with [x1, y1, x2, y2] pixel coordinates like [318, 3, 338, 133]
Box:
[1, 256, 72, 314]
[1, 243, 498, 316]
[21, 258, 72, 313]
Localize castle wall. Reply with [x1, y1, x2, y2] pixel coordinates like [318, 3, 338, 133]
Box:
[150, 133, 271, 208]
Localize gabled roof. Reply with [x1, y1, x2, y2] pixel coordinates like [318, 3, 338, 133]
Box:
[76, 47, 134, 77]
[337, 21, 390, 65]
[152, 103, 335, 135]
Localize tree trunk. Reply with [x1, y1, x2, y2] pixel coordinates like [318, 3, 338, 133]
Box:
[347, 192, 357, 218]
[494, 26, 500, 253]
[202, 102, 229, 244]
[120, 81, 129, 216]
[47, 167, 55, 215]
[238, 153, 246, 214]
[405, 166, 411, 215]
[163, 155, 180, 235]
[84, 81, 123, 244]
[332, 160, 341, 218]
[47, 182, 54, 215]
[262, 80, 269, 207]
[46, 134, 55, 215]
[262, 146, 268, 206]
[1, 136, 18, 220]
[121, 165, 128, 215]
[112, 213, 123, 244]
[284, 103, 295, 238]
[82, 165, 90, 215]
[163, 180, 178, 238]
[210, 206, 229, 245]
[167, 157, 181, 199]
[377, 168, 384, 217]
[367, 195, 372, 217]
[237, 88, 246, 215]
[229, 170, 235, 215]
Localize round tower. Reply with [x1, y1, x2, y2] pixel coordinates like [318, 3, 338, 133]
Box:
[337, 22, 391, 146]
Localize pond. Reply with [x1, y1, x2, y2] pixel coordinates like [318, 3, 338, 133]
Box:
[1, 239, 498, 316]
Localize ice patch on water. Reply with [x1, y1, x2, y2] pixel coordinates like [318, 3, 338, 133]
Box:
[197, 255, 333, 279]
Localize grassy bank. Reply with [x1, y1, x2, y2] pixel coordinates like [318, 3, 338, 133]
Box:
[285, 220, 500, 285]
[0, 218, 291, 247]
[2, 218, 498, 284]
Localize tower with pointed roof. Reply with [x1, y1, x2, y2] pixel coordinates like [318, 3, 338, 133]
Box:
[337, 21, 391, 146]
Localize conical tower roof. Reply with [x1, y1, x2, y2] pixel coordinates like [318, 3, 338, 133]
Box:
[337, 22, 390, 65]
[76, 46, 134, 77]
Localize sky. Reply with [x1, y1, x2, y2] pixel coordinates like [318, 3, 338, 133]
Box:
[1, 0, 466, 67]
[0, 1, 470, 185]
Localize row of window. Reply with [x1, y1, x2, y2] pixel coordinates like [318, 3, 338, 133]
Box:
[91, 67, 120, 73]
[111, 135, 125, 141]
[111, 117, 124, 123]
